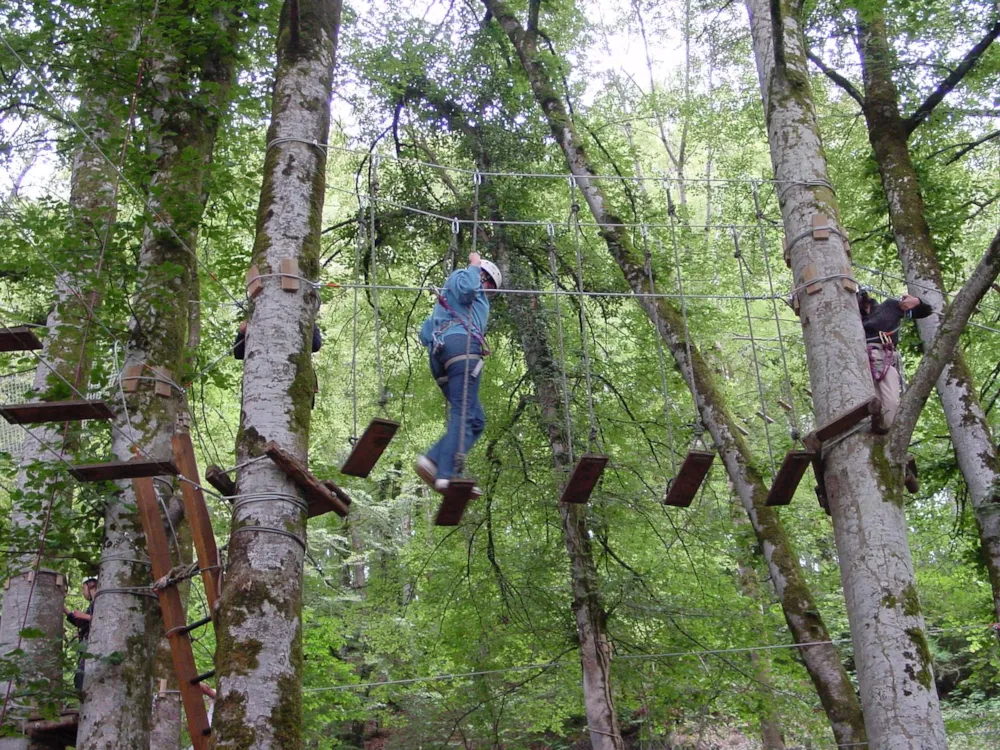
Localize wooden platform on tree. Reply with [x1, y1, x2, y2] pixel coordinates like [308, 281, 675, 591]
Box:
[0, 399, 113, 425]
[134, 477, 211, 750]
[205, 464, 237, 498]
[766, 451, 816, 506]
[264, 441, 350, 518]
[664, 451, 715, 508]
[808, 396, 880, 447]
[560, 454, 608, 504]
[0, 326, 43, 352]
[434, 479, 477, 526]
[70, 458, 179, 482]
[22, 710, 78, 747]
[340, 418, 400, 478]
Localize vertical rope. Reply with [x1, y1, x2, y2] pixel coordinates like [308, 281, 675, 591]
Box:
[641, 223, 677, 475]
[570, 179, 599, 453]
[752, 181, 800, 442]
[732, 226, 776, 477]
[369, 155, 385, 407]
[350, 200, 362, 441]
[548, 225, 575, 466]
[455, 173, 481, 477]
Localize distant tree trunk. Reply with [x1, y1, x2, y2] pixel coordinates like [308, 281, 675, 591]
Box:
[77, 3, 242, 746]
[852, 5, 1000, 622]
[0, 88, 120, 733]
[212, 0, 341, 746]
[744, 0, 946, 746]
[480, 1, 867, 746]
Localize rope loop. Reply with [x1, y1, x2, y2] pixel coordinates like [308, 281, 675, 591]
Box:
[451, 217, 460, 235]
[473, 170, 482, 186]
[546, 222, 555, 240]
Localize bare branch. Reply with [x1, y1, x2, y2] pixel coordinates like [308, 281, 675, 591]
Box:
[904, 20, 1000, 136]
[944, 129, 1000, 164]
[890, 228, 1000, 459]
[807, 50, 865, 106]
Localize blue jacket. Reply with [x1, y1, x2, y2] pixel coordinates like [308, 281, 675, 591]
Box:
[419, 266, 490, 347]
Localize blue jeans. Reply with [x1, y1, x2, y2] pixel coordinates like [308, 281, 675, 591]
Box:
[425, 335, 486, 480]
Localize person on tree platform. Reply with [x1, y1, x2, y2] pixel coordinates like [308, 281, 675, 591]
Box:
[858, 289, 933, 492]
[64, 576, 97, 693]
[234, 317, 323, 406]
[415, 252, 501, 496]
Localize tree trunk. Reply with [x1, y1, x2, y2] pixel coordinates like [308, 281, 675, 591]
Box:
[0, 89, 120, 732]
[77, 4, 242, 746]
[212, 0, 341, 746]
[744, 0, 946, 746]
[480, 1, 867, 746]
[853, 6, 1000, 622]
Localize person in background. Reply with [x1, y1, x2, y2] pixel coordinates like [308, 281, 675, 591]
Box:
[234, 318, 323, 407]
[65, 576, 97, 693]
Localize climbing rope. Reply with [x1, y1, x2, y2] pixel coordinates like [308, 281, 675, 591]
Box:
[369, 155, 386, 408]
[454, 172, 482, 477]
[569, 180, 600, 452]
[548, 225, 575, 466]
[350, 199, 363, 441]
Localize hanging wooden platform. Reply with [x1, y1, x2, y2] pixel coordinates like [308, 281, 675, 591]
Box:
[340, 418, 400, 478]
[22, 710, 78, 748]
[664, 451, 715, 508]
[70, 458, 179, 482]
[560, 454, 608, 504]
[766, 451, 816, 506]
[434, 479, 477, 526]
[205, 464, 236, 498]
[173, 426, 224, 616]
[134, 477, 212, 750]
[0, 325, 43, 352]
[264, 441, 350, 518]
[810, 395, 880, 445]
[0, 398, 113, 425]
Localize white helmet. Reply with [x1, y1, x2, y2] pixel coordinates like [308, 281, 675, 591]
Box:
[479, 259, 502, 289]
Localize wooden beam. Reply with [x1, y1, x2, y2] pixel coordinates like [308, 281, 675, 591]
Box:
[264, 441, 349, 518]
[0, 326, 43, 352]
[812, 395, 879, 443]
[205, 465, 236, 498]
[664, 451, 715, 508]
[133, 478, 211, 750]
[0, 399, 113, 425]
[340, 418, 399, 477]
[70, 459, 179, 482]
[560, 454, 608, 504]
[22, 711, 78, 746]
[766, 451, 816, 506]
[172, 428, 223, 618]
[435, 479, 477, 526]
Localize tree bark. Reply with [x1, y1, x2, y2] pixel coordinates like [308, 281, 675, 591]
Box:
[212, 0, 341, 746]
[77, 3, 242, 747]
[0, 89, 120, 730]
[852, 6, 1000, 622]
[479, 1, 867, 747]
[744, 0, 947, 746]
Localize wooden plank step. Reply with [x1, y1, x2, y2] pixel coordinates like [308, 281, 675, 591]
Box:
[0, 399, 113, 425]
[340, 418, 400, 478]
[811, 395, 880, 444]
[70, 459, 179, 482]
[560, 454, 609, 504]
[205, 465, 236, 498]
[0, 325, 43, 352]
[766, 451, 816, 506]
[434, 479, 477, 526]
[22, 711, 78, 746]
[134, 477, 211, 750]
[264, 441, 349, 518]
[664, 451, 715, 508]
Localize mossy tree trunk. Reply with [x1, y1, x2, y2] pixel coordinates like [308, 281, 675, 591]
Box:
[852, 4, 1000, 623]
[76, 3, 243, 747]
[479, 1, 867, 746]
[0, 89, 121, 731]
[744, 0, 948, 745]
[212, 0, 341, 747]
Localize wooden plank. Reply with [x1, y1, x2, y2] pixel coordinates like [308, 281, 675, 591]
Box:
[813, 396, 879, 443]
[70, 459, 179, 482]
[322, 480, 352, 509]
[664, 451, 715, 508]
[434, 479, 477, 526]
[0, 399, 113, 425]
[153, 367, 173, 398]
[0, 325, 43, 352]
[246, 264, 262, 299]
[121, 364, 143, 393]
[172, 429, 223, 618]
[766, 451, 816, 506]
[205, 465, 236, 498]
[812, 214, 831, 239]
[22, 710, 78, 746]
[264, 441, 349, 518]
[279, 258, 300, 291]
[133, 478, 211, 750]
[340, 418, 400, 478]
[560, 454, 608, 504]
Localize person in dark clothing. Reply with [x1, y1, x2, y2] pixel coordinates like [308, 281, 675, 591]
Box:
[65, 576, 97, 693]
[234, 319, 323, 406]
[858, 290, 933, 493]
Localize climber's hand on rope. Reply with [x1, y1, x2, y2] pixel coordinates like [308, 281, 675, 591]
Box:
[469, 252, 481, 267]
[899, 294, 921, 312]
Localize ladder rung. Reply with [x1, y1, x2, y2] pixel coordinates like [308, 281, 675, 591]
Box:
[181, 615, 212, 635]
[191, 669, 215, 685]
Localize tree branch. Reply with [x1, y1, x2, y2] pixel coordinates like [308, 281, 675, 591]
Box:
[890, 227, 1000, 459]
[806, 50, 865, 106]
[904, 20, 1000, 136]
